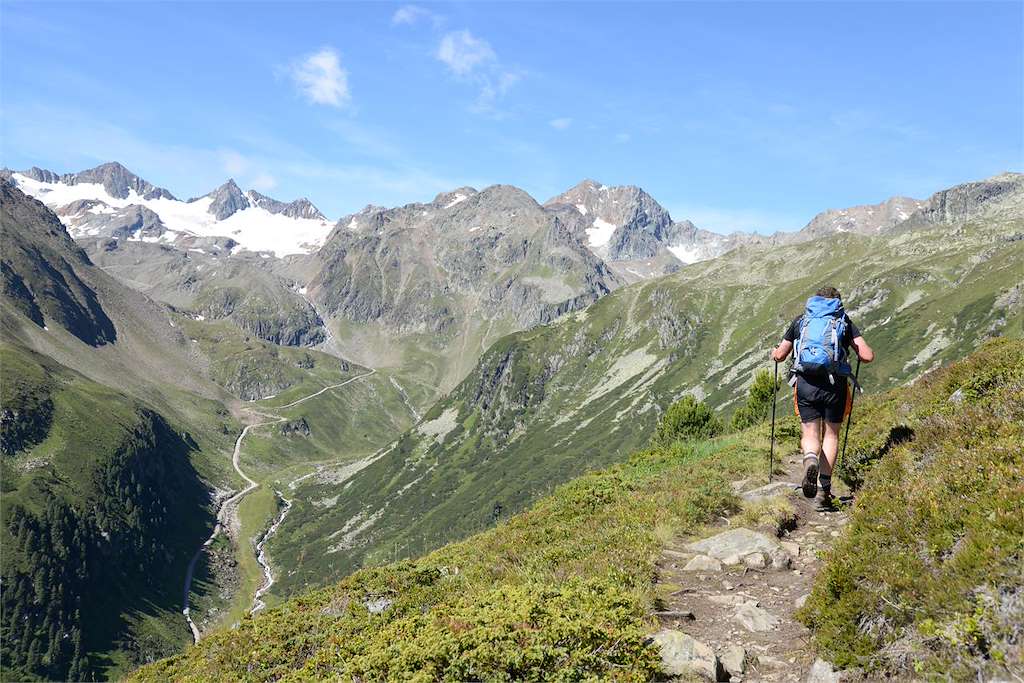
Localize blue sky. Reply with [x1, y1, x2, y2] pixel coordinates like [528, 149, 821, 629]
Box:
[2, 1, 1021, 233]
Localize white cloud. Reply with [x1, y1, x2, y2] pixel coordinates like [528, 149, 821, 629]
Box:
[549, 117, 572, 130]
[250, 173, 278, 191]
[220, 149, 250, 175]
[615, 132, 631, 143]
[392, 4, 441, 26]
[671, 204, 800, 235]
[437, 30, 495, 76]
[289, 48, 350, 107]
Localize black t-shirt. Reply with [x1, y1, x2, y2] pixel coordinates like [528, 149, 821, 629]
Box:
[783, 315, 860, 351]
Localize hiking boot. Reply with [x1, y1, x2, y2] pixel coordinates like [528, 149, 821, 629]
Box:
[801, 454, 819, 498]
[818, 488, 837, 511]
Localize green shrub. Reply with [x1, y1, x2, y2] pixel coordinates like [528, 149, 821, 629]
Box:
[799, 338, 1024, 678]
[731, 368, 778, 431]
[655, 396, 723, 445]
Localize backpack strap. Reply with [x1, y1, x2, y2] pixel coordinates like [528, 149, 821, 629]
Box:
[792, 315, 809, 374]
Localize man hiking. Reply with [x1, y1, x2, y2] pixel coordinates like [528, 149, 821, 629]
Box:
[770, 286, 874, 507]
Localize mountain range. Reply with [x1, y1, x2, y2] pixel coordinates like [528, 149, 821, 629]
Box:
[1, 161, 1021, 680]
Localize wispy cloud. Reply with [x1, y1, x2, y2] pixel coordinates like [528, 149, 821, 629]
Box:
[392, 4, 442, 27]
[436, 30, 522, 116]
[250, 172, 278, 191]
[615, 132, 631, 143]
[670, 203, 802, 235]
[289, 47, 350, 108]
[549, 117, 572, 130]
[2, 102, 483, 215]
[437, 30, 495, 76]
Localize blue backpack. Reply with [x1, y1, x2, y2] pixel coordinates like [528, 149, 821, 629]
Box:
[792, 296, 852, 382]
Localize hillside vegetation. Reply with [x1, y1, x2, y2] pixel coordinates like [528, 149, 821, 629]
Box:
[800, 338, 1023, 677]
[0, 345, 223, 681]
[132, 339, 1023, 681]
[269, 201, 1023, 599]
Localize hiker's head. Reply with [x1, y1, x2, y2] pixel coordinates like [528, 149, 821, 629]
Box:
[815, 286, 842, 301]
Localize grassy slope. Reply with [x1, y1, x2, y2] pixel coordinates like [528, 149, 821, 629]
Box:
[269, 211, 1023, 598]
[0, 344, 232, 680]
[799, 338, 1024, 677]
[131, 431, 773, 682]
[133, 340, 1022, 681]
[173, 316, 418, 628]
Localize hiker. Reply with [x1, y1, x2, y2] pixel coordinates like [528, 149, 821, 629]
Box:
[770, 286, 874, 506]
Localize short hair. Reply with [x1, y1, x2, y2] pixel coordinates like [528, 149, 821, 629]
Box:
[816, 286, 842, 300]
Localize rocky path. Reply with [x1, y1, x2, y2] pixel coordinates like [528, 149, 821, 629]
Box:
[652, 453, 854, 682]
[181, 370, 375, 643]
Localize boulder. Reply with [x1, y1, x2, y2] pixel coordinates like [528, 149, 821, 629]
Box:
[684, 554, 723, 572]
[721, 644, 746, 677]
[651, 629, 726, 681]
[733, 603, 781, 632]
[805, 658, 841, 683]
[741, 481, 798, 502]
[685, 528, 792, 570]
[743, 552, 768, 569]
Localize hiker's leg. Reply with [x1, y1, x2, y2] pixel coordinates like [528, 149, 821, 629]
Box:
[820, 421, 841, 475]
[800, 419, 821, 457]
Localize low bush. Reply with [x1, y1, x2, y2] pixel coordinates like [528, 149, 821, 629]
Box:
[799, 338, 1024, 678]
[655, 395, 723, 445]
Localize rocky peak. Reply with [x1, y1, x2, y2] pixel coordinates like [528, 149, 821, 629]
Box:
[17, 162, 177, 201]
[247, 191, 327, 220]
[202, 179, 250, 220]
[74, 162, 177, 201]
[799, 195, 927, 238]
[433, 186, 479, 209]
[545, 179, 675, 260]
[915, 171, 1024, 225]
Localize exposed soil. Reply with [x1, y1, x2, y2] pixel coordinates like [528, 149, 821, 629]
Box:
[654, 453, 854, 681]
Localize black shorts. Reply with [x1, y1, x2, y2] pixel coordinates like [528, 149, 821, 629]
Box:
[794, 375, 850, 424]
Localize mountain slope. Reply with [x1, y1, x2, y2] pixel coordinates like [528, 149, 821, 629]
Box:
[310, 184, 621, 395]
[1, 182, 246, 680]
[5, 163, 333, 257]
[130, 339, 1023, 682]
[269, 172, 1023, 599]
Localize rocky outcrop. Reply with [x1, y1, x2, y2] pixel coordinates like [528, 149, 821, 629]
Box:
[20, 162, 176, 200]
[913, 171, 1024, 226]
[1, 181, 117, 346]
[247, 191, 326, 220]
[201, 179, 249, 220]
[58, 202, 166, 241]
[685, 528, 792, 570]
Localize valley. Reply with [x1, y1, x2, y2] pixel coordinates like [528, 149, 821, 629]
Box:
[1, 165, 1021, 680]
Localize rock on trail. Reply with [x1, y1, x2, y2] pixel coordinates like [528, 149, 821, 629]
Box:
[650, 455, 855, 681]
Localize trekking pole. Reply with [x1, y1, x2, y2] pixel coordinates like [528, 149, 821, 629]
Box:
[768, 360, 779, 483]
[838, 357, 862, 473]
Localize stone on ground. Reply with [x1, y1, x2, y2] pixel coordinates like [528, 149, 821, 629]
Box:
[740, 481, 797, 502]
[805, 658, 841, 683]
[685, 528, 792, 569]
[683, 554, 723, 572]
[743, 551, 768, 569]
[781, 540, 800, 556]
[733, 603, 781, 632]
[721, 644, 746, 677]
[651, 629, 726, 681]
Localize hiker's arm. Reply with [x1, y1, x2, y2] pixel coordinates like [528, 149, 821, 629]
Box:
[771, 340, 793, 362]
[852, 336, 874, 363]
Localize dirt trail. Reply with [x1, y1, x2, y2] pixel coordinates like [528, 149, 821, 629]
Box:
[653, 453, 852, 681]
[181, 370, 375, 643]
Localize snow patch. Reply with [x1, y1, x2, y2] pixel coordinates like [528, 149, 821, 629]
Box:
[575, 203, 588, 216]
[667, 244, 701, 264]
[417, 407, 458, 444]
[587, 217, 617, 247]
[444, 193, 468, 208]
[12, 173, 333, 257]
